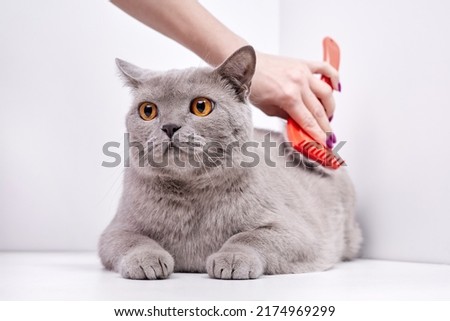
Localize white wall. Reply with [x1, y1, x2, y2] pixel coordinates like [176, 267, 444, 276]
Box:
[279, 0, 450, 264]
[2, 0, 449, 265]
[0, 0, 280, 250]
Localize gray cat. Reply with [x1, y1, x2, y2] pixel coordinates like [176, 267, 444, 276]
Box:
[98, 46, 362, 280]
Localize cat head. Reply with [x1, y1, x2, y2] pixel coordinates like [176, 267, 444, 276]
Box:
[117, 46, 256, 179]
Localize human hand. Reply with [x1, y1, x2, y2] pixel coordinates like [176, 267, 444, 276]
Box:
[250, 52, 340, 147]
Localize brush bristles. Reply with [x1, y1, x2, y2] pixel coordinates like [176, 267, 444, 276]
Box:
[297, 141, 344, 169]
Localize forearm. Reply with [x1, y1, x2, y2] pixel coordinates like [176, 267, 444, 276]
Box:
[111, 0, 248, 66]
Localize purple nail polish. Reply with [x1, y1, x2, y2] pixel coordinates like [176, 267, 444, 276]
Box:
[329, 115, 334, 122]
[326, 136, 334, 149]
[332, 133, 337, 143]
[338, 83, 342, 92]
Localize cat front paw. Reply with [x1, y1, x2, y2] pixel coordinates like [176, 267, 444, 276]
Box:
[119, 248, 174, 280]
[206, 250, 264, 280]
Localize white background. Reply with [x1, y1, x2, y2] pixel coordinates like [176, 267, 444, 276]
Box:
[1, 0, 449, 265]
[0, 0, 280, 251]
[279, 0, 450, 264]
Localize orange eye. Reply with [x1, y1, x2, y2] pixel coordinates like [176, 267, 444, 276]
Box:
[190, 97, 214, 117]
[138, 102, 157, 121]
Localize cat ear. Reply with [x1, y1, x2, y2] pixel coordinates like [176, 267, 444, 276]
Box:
[115, 58, 147, 88]
[215, 46, 256, 100]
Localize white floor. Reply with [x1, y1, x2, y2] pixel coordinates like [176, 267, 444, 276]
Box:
[1, 252, 449, 300]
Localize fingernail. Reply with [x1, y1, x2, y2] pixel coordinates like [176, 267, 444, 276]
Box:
[326, 135, 334, 149]
[338, 83, 342, 92]
[329, 115, 334, 122]
[332, 133, 337, 143]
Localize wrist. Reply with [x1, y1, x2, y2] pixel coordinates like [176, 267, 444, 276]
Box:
[201, 35, 249, 67]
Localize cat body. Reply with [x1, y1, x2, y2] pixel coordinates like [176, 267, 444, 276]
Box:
[99, 46, 362, 279]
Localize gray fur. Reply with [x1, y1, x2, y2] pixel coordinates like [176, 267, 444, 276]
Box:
[98, 46, 362, 280]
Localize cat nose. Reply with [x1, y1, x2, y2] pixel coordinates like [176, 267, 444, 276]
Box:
[161, 123, 181, 139]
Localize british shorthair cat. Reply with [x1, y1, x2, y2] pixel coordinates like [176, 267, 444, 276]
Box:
[98, 46, 362, 280]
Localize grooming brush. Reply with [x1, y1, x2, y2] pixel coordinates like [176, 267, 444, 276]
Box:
[286, 37, 345, 169]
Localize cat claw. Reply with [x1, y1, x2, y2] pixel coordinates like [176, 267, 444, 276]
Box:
[206, 251, 263, 280]
[119, 248, 174, 280]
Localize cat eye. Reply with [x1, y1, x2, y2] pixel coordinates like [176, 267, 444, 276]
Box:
[190, 97, 214, 117]
[138, 102, 158, 121]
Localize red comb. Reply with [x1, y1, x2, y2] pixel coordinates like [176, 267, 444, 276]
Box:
[286, 37, 345, 169]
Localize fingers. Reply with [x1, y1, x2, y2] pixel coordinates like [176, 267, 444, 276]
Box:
[310, 77, 335, 119]
[307, 61, 340, 91]
[302, 87, 332, 133]
[249, 53, 339, 148]
[285, 99, 327, 146]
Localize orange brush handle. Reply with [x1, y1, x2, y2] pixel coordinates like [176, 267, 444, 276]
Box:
[320, 37, 340, 87]
[286, 37, 344, 169]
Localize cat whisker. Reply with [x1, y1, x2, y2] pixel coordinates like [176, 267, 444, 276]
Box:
[192, 150, 216, 186]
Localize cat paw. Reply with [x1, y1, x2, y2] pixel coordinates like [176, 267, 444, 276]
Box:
[206, 250, 264, 280]
[119, 248, 174, 280]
